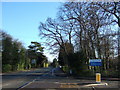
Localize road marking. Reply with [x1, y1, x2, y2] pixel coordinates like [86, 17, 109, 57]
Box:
[54, 82, 59, 84]
[2, 83, 11, 87]
[61, 83, 78, 85]
[9, 68, 51, 89]
[17, 79, 36, 90]
[83, 83, 108, 87]
[60, 83, 79, 88]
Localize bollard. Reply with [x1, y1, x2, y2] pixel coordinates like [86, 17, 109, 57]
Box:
[96, 73, 101, 83]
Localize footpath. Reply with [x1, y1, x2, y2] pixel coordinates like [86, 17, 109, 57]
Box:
[1, 67, 51, 76]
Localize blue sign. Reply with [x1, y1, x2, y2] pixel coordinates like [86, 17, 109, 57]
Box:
[89, 59, 102, 66]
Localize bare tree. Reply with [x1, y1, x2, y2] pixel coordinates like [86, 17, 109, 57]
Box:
[39, 18, 74, 66]
[58, 2, 118, 70]
[39, 2, 119, 72]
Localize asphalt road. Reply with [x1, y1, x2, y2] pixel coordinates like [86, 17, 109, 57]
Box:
[1, 67, 119, 90]
[2, 67, 53, 89]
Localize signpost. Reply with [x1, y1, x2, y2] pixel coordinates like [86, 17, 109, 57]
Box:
[89, 59, 102, 83]
[89, 59, 102, 66]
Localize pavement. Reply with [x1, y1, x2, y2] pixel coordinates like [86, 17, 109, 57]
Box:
[2, 68, 50, 76]
[74, 77, 120, 81]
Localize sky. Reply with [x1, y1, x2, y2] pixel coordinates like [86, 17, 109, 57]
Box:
[2, 2, 62, 62]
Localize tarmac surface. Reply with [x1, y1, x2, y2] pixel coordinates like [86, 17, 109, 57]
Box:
[19, 67, 119, 89]
[1, 67, 120, 90]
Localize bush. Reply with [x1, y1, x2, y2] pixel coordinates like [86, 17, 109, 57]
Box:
[2, 64, 12, 72]
[17, 63, 25, 71]
[101, 69, 119, 77]
[12, 64, 18, 71]
[68, 51, 88, 75]
[62, 65, 69, 73]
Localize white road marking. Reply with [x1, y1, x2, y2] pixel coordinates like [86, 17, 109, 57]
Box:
[3, 83, 10, 86]
[84, 83, 108, 87]
[19, 79, 36, 89]
[54, 82, 59, 84]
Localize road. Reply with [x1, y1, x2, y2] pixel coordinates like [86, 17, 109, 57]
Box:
[1, 67, 119, 90]
[2, 67, 52, 89]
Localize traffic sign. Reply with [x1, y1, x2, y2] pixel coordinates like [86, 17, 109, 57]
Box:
[89, 59, 102, 66]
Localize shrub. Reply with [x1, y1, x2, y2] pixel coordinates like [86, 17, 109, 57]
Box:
[62, 65, 69, 73]
[17, 63, 25, 71]
[68, 51, 88, 75]
[101, 69, 119, 77]
[2, 64, 12, 72]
